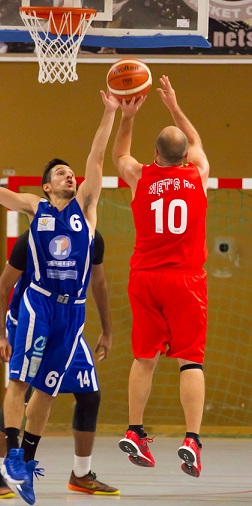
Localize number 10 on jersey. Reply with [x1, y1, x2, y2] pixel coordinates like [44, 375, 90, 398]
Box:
[151, 198, 187, 234]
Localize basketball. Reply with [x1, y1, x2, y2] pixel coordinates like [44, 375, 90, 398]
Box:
[106, 58, 152, 102]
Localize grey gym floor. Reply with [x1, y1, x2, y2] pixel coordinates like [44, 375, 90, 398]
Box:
[6, 436, 252, 505]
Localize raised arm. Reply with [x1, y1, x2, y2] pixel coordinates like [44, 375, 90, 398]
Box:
[157, 75, 209, 191]
[112, 96, 146, 195]
[76, 91, 119, 233]
[0, 187, 39, 217]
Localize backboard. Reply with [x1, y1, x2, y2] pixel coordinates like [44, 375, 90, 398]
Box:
[0, 0, 210, 49]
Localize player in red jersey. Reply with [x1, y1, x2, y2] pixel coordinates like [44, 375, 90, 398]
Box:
[112, 75, 209, 477]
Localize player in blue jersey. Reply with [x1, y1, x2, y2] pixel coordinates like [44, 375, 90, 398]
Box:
[0, 90, 119, 504]
[0, 229, 119, 499]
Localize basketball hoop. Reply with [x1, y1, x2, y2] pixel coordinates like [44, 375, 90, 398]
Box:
[19, 6, 97, 84]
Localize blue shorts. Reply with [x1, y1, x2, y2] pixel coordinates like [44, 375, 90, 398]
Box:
[7, 285, 99, 396]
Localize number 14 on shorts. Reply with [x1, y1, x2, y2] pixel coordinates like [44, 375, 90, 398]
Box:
[77, 370, 91, 388]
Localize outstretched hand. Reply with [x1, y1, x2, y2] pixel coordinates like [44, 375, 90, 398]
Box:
[120, 94, 147, 118]
[157, 75, 177, 109]
[100, 90, 120, 112]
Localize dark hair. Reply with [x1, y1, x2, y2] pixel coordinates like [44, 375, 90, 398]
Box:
[41, 158, 69, 198]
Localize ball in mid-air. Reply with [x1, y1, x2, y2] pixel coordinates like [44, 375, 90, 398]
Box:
[106, 58, 152, 102]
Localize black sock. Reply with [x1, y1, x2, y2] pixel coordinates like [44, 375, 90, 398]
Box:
[21, 431, 41, 462]
[186, 432, 202, 448]
[5, 427, 20, 455]
[128, 425, 145, 438]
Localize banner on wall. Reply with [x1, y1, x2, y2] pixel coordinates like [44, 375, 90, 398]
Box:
[185, 0, 252, 54]
[80, 0, 252, 56]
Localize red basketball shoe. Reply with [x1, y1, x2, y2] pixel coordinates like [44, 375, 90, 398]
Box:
[178, 437, 202, 477]
[119, 430, 155, 467]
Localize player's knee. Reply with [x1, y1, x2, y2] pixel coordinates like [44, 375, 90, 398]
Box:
[180, 363, 203, 372]
[72, 390, 101, 431]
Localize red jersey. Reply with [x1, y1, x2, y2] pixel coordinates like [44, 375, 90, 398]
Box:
[130, 161, 208, 270]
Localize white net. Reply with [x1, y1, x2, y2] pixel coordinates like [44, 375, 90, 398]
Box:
[19, 7, 96, 84]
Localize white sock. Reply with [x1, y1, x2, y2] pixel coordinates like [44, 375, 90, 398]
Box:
[73, 455, 92, 478]
[0, 458, 4, 467]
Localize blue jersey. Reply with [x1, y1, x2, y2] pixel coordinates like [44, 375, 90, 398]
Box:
[27, 198, 94, 297]
[8, 198, 94, 393]
[7, 228, 104, 395]
[9, 229, 103, 318]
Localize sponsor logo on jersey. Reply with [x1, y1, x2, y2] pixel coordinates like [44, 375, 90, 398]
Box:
[37, 217, 55, 231]
[47, 260, 76, 267]
[47, 269, 78, 280]
[49, 235, 72, 259]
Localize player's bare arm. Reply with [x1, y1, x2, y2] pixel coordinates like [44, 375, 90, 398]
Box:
[157, 75, 209, 191]
[112, 96, 146, 194]
[76, 91, 119, 233]
[0, 188, 40, 218]
[91, 263, 112, 361]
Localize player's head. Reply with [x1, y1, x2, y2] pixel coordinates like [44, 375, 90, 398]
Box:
[42, 158, 77, 199]
[155, 126, 188, 166]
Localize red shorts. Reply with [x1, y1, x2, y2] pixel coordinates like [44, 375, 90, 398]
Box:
[128, 269, 207, 363]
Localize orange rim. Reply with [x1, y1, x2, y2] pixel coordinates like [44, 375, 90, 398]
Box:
[19, 6, 96, 36]
[19, 6, 97, 20]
